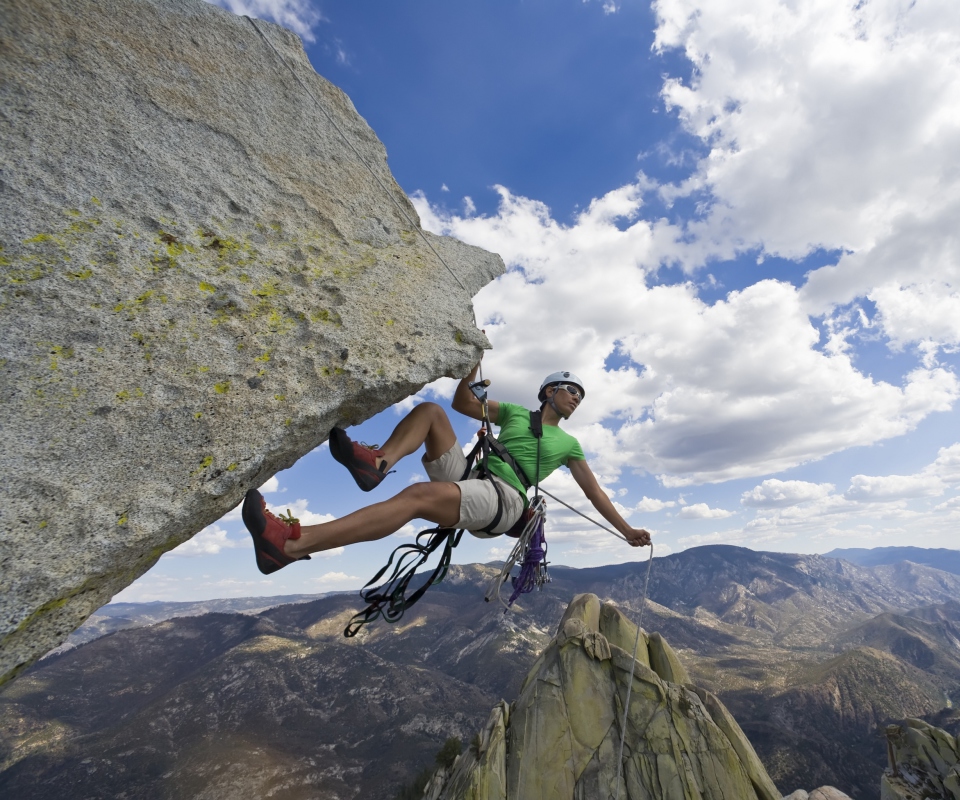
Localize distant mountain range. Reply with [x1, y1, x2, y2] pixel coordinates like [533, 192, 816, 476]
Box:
[3, 545, 958, 799]
[825, 546, 960, 575]
[47, 593, 331, 653]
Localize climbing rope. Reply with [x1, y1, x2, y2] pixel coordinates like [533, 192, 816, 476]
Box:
[246, 17, 468, 292]
[483, 495, 549, 610]
[614, 543, 654, 800]
[537, 487, 630, 542]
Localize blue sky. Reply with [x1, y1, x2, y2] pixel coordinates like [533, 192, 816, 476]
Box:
[117, 0, 960, 602]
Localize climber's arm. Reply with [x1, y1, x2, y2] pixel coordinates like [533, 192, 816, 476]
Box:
[569, 458, 651, 547]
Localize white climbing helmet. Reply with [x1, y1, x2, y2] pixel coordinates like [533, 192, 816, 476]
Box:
[538, 371, 586, 402]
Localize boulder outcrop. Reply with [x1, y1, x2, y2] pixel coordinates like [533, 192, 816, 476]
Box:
[0, 0, 502, 685]
[782, 789, 852, 799]
[881, 718, 960, 799]
[427, 593, 783, 800]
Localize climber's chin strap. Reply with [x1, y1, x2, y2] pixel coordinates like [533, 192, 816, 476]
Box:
[544, 390, 568, 420]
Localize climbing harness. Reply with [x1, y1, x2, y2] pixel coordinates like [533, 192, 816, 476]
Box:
[246, 17, 467, 293]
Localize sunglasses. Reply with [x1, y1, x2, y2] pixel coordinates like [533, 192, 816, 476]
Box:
[554, 383, 583, 400]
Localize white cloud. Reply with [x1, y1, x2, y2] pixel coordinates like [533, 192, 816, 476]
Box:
[393, 377, 458, 414]
[651, 0, 960, 355]
[396, 523, 419, 539]
[933, 496, 960, 512]
[837, 441, 960, 502]
[741, 479, 835, 508]
[167, 525, 243, 557]
[930, 442, 960, 485]
[312, 571, 361, 589]
[415, 189, 958, 487]
[634, 496, 676, 512]
[870, 282, 960, 366]
[261, 475, 280, 493]
[845, 473, 945, 502]
[678, 503, 734, 519]
[267, 498, 335, 527]
[206, 0, 323, 41]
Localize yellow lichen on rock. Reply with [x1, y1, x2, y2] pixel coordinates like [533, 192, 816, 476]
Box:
[0, 0, 505, 686]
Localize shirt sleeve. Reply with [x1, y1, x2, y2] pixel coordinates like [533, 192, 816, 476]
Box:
[567, 437, 586, 463]
[495, 401, 520, 430]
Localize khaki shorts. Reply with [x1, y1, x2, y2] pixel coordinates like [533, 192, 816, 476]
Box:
[423, 444, 525, 537]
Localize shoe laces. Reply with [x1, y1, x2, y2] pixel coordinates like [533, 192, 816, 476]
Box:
[266, 506, 300, 526]
[358, 441, 382, 452]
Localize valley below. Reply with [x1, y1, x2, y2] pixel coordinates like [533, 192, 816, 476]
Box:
[1, 545, 958, 799]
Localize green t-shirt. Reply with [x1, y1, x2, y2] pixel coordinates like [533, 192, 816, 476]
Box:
[484, 401, 585, 506]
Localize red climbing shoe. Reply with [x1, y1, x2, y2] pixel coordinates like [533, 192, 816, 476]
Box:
[329, 427, 389, 491]
[242, 489, 310, 575]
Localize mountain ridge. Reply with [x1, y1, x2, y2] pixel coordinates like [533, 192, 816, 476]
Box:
[3, 545, 959, 798]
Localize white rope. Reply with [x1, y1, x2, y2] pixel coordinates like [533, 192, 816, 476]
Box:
[246, 17, 468, 292]
[537, 487, 629, 542]
[613, 543, 654, 800]
[483, 496, 547, 610]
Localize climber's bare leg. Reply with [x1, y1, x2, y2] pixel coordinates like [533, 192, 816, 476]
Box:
[284, 481, 461, 557]
[374, 402, 458, 470]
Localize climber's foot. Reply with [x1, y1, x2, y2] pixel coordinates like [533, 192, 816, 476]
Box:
[329, 427, 389, 492]
[242, 488, 311, 575]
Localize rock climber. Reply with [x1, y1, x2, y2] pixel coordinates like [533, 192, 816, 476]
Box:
[242, 365, 652, 573]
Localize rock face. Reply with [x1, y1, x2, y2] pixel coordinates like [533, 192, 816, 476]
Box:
[0, 0, 503, 685]
[881, 718, 960, 799]
[428, 593, 783, 800]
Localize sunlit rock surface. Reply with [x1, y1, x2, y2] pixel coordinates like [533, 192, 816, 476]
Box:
[881, 718, 960, 799]
[0, 0, 503, 685]
[428, 593, 782, 800]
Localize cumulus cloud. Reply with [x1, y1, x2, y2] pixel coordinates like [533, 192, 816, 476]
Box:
[168, 525, 243, 557]
[870, 283, 960, 361]
[934, 496, 960, 512]
[844, 473, 945, 502]
[267, 498, 335, 527]
[206, 0, 323, 41]
[678, 503, 734, 519]
[729, 442, 960, 545]
[312, 571, 362, 589]
[634, 496, 677, 512]
[409, 0, 960, 493]
[651, 0, 960, 354]
[414, 187, 958, 487]
[741, 479, 835, 508]
[929, 442, 960, 485]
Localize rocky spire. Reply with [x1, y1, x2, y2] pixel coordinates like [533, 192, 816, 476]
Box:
[882, 718, 960, 799]
[426, 593, 782, 799]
